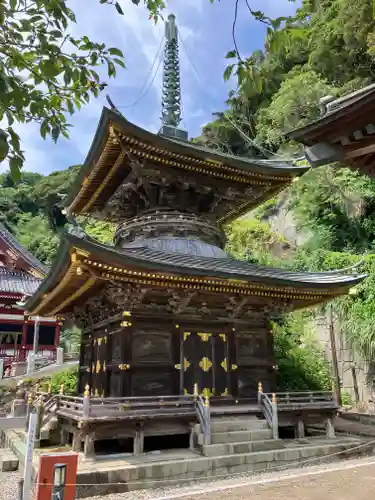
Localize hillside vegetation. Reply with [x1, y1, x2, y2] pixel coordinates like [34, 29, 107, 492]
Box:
[1, 0, 375, 391]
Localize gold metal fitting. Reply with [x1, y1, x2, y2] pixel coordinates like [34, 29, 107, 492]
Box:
[121, 321, 132, 327]
[272, 393, 277, 404]
[204, 396, 210, 407]
[122, 311, 131, 316]
[84, 384, 90, 397]
[59, 384, 64, 395]
[258, 381, 263, 393]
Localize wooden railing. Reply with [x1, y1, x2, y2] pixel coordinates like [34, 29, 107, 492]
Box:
[272, 391, 338, 408]
[195, 395, 211, 445]
[258, 384, 278, 439]
[33, 385, 212, 444]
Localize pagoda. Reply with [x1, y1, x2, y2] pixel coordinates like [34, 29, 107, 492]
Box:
[0, 224, 60, 370]
[25, 15, 365, 404]
[289, 83, 375, 177]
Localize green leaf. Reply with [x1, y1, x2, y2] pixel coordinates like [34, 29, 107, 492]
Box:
[10, 0, 17, 11]
[108, 47, 124, 57]
[223, 64, 235, 81]
[107, 61, 116, 77]
[0, 132, 9, 163]
[113, 58, 126, 68]
[9, 156, 22, 182]
[225, 50, 237, 59]
[115, 2, 124, 15]
[40, 119, 49, 140]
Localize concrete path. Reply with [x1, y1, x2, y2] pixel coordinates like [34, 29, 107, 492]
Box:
[156, 457, 375, 500]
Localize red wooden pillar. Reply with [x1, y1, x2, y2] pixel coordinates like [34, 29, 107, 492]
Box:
[20, 317, 28, 361]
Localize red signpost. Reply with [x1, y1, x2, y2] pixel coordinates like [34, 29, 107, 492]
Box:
[34, 453, 78, 500]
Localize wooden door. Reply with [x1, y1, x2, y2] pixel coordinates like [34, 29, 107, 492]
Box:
[181, 331, 230, 397]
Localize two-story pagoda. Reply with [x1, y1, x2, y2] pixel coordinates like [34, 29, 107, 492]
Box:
[25, 15, 365, 406]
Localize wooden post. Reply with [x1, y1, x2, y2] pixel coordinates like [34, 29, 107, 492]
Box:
[72, 431, 82, 453]
[83, 433, 95, 458]
[351, 366, 360, 404]
[271, 393, 279, 440]
[193, 382, 198, 400]
[35, 396, 44, 442]
[325, 417, 335, 438]
[329, 303, 341, 406]
[25, 393, 33, 431]
[133, 427, 144, 456]
[296, 419, 305, 438]
[258, 381, 263, 404]
[83, 385, 90, 419]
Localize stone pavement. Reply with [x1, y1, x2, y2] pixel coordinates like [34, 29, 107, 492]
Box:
[167, 460, 375, 500]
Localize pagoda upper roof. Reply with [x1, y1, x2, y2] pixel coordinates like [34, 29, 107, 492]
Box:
[289, 84, 375, 175]
[0, 224, 47, 278]
[64, 108, 310, 223]
[24, 231, 366, 317]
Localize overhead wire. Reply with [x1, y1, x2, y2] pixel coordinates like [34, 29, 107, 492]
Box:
[178, 32, 303, 161]
[116, 35, 164, 110]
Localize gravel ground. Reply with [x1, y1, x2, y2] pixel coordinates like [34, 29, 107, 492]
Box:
[3, 456, 375, 500]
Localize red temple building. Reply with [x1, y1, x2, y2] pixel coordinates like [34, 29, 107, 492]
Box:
[0, 224, 60, 370]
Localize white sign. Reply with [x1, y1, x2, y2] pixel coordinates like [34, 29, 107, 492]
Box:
[22, 412, 37, 500]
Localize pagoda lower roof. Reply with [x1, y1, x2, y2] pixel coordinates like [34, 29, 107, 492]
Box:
[0, 268, 42, 297]
[64, 108, 310, 223]
[288, 85, 375, 176]
[24, 232, 366, 317]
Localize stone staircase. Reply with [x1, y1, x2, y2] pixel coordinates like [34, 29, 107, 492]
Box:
[196, 415, 282, 457]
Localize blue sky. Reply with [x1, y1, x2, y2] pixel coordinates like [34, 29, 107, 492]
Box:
[10, 0, 297, 175]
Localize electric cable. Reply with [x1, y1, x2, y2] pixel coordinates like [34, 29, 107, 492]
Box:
[116, 35, 164, 110]
[178, 32, 280, 159]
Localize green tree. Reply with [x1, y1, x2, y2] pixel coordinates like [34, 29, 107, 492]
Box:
[255, 69, 335, 149]
[0, 0, 127, 178]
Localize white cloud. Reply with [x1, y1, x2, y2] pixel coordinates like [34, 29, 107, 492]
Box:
[3, 0, 298, 175]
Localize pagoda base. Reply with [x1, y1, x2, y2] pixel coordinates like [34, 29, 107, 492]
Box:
[2, 424, 371, 497]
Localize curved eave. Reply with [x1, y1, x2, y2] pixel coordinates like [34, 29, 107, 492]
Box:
[25, 233, 366, 317]
[289, 89, 375, 146]
[0, 224, 48, 277]
[65, 107, 310, 216]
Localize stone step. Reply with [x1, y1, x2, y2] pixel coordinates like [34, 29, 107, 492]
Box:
[197, 428, 273, 446]
[0, 448, 19, 472]
[201, 438, 284, 457]
[73, 437, 369, 496]
[195, 418, 269, 434]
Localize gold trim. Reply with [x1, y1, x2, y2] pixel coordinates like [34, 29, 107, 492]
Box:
[98, 337, 102, 346]
[174, 364, 181, 370]
[96, 360, 101, 373]
[31, 261, 79, 314]
[183, 332, 191, 341]
[121, 321, 132, 327]
[231, 364, 238, 371]
[81, 151, 126, 213]
[221, 388, 229, 397]
[119, 364, 130, 371]
[103, 361, 106, 372]
[199, 357, 212, 372]
[198, 332, 211, 342]
[50, 276, 97, 316]
[221, 358, 228, 372]
[202, 388, 213, 398]
[219, 334, 227, 342]
[83, 259, 333, 298]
